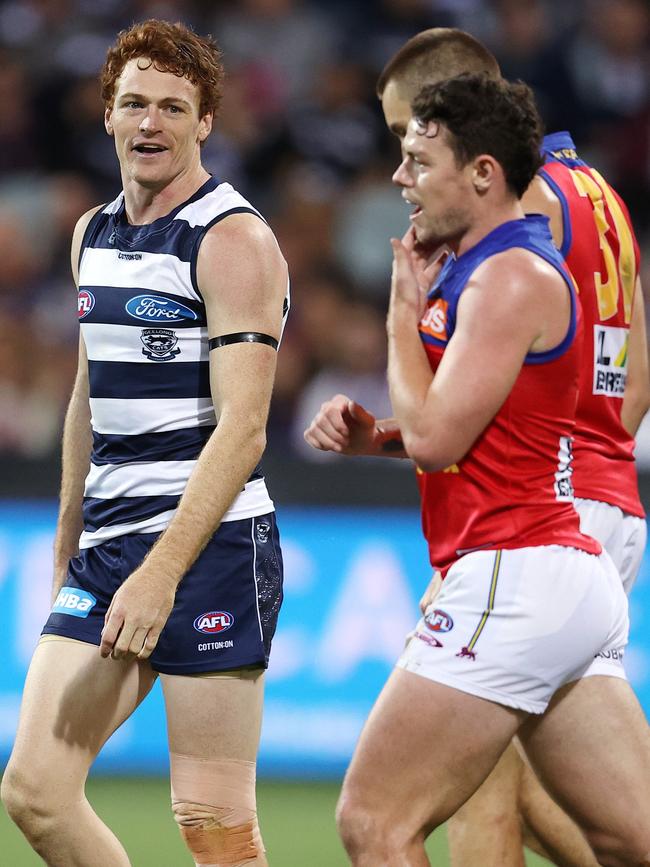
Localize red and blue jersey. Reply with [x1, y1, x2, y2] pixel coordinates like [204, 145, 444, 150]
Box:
[417, 215, 601, 574]
[539, 132, 643, 517]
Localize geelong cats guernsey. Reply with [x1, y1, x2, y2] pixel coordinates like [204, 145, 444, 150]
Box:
[417, 215, 601, 574]
[539, 132, 644, 518]
[76, 177, 287, 549]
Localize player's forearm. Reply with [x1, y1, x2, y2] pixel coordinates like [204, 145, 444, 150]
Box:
[140, 417, 267, 587]
[387, 310, 446, 469]
[53, 387, 92, 592]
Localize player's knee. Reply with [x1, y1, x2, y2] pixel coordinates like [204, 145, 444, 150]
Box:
[170, 755, 264, 867]
[1, 763, 58, 841]
[336, 788, 426, 860]
[336, 789, 373, 856]
[172, 801, 262, 866]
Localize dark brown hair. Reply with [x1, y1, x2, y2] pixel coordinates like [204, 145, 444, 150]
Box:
[412, 74, 543, 198]
[377, 28, 500, 99]
[101, 19, 224, 118]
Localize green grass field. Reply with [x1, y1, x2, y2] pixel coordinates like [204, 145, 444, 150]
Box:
[0, 776, 554, 866]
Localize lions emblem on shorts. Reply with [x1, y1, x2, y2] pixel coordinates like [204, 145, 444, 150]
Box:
[140, 328, 181, 361]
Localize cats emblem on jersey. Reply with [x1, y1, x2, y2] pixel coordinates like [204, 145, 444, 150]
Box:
[140, 328, 181, 361]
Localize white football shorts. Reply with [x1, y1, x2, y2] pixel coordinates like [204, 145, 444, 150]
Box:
[397, 545, 629, 714]
[575, 497, 646, 595]
[574, 497, 646, 679]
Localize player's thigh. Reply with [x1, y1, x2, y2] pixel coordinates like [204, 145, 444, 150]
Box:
[518, 675, 650, 836]
[340, 667, 524, 830]
[6, 636, 156, 793]
[161, 667, 265, 760]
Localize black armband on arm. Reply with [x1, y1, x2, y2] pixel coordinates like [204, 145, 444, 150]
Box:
[209, 332, 278, 351]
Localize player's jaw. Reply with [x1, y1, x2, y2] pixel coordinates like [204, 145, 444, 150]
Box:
[119, 131, 196, 190]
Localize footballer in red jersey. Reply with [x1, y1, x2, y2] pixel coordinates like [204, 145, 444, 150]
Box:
[305, 73, 650, 867]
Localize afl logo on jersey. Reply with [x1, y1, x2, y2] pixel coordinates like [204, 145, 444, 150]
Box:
[193, 611, 235, 635]
[125, 294, 198, 323]
[424, 609, 454, 633]
[78, 290, 95, 319]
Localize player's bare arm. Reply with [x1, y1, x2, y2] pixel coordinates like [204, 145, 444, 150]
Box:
[52, 207, 103, 603]
[621, 276, 650, 436]
[387, 243, 570, 472]
[100, 212, 287, 661]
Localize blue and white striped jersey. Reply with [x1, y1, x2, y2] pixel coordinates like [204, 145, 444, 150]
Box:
[76, 176, 287, 549]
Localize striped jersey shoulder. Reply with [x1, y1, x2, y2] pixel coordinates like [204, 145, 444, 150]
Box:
[174, 182, 265, 229]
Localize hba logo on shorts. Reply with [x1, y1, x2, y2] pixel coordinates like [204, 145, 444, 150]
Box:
[425, 609, 454, 633]
[125, 295, 198, 323]
[52, 587, 97, 618]
[193, 611, 235, 634]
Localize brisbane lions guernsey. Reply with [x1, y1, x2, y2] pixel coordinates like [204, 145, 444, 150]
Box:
[539, 132, 644, 518]
[76, 177, 288, 549]
[417, 215, 601, 574]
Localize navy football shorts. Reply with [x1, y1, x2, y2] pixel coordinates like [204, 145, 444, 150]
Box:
[41, 513, 283, 675]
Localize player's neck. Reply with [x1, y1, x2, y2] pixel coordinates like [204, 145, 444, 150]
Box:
[454, 200, 525, 257]
[122, 164, 211, 226]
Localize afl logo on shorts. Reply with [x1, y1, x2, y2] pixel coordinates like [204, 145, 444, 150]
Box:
[193, 611, 235, 634]
[78, 290, 95, 319]
[425, 609, 454, 633]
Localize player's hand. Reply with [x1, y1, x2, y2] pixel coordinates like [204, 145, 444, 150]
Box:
[304, 394, 380, 456]
[403, 226, 448, 295]
[419, 570, 443, 615]
[100, 568, 177, 661]
[390, 227, 447, 321]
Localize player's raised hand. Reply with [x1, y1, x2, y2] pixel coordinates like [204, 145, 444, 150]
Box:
[100, 568, 177, 661]
[304, 394, 378, 456]
[403, 226, 448, 295]
[391, 228, 446, 321]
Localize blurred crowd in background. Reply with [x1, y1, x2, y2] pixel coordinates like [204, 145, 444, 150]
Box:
[0, 0, 649, 465]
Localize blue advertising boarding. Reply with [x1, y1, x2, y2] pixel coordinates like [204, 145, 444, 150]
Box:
[0, 502, 648, 777]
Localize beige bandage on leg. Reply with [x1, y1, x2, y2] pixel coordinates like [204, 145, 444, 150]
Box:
[171, 753, 265, 867]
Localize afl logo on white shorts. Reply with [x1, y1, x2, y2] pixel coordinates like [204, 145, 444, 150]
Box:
[193, 611, 235, 634]
[78, 290, 95, 319]
[425, 609, 454, 633]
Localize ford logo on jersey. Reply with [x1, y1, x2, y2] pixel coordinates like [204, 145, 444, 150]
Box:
[193, 611, 235, 634]
[52, 587, 97, 618]
[125, 295, 198, 323]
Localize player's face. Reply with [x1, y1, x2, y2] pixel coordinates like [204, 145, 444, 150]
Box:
[392, 117, 472, 248]
[105, 58, 212, 189]
[381, 79, 411, 142]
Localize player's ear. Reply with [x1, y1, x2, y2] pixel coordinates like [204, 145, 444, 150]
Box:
[472, 155, 497, 194]
[198, 112, 212, 143]
[105, 107, 114, 137]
